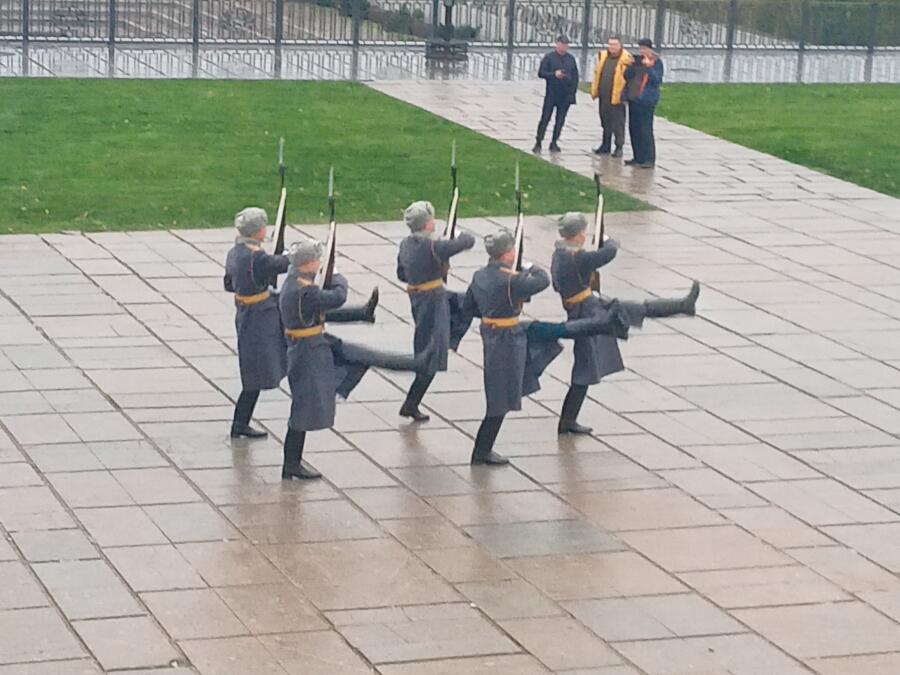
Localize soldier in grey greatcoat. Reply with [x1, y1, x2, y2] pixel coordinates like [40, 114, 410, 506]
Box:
[463, 228, 631, 466]
[551, 212, 700, 434]
[396, 200, 476, 422]
[224, 207, 379, 440]
[279, 239, 430, 480]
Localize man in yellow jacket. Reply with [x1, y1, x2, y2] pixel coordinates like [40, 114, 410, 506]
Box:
[590, 37, 634, 158]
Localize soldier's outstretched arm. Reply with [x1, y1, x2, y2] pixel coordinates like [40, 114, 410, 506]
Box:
[579, 240, 619, 276]
[251, 252, 290, 286]
[433, 232, 476, 261]
[510, 265, 550, 302]
[315, 273, 349, 313]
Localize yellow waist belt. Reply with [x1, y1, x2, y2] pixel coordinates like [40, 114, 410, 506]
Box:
[482, 316, 520, 329]
[564, 288, 592, 306]
[285, 325, 325, 340]
[235, 290, 271, 306]
[407, 278, 444, 293]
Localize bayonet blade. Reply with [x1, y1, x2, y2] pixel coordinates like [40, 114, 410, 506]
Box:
[278, 137, 286, 188]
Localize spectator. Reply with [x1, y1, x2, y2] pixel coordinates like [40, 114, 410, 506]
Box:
[533, 35, 579, 154]
[624, 37, 663, 169]
[590, 36, 633, 158]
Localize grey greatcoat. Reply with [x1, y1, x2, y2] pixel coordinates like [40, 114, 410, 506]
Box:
[551, 241, 645, 386]
[464, 262, 562, 418]
[397, 232, 475, 374]
[280, 272, 372, 432]
[224, 242, 289, 391]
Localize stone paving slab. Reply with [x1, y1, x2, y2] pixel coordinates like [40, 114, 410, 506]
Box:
[1, 80, 900, 673]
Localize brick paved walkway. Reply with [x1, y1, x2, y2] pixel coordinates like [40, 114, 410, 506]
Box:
[1, 81, 900, 674]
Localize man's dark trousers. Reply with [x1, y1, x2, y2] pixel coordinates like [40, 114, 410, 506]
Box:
[599, 99, 626, 150]
[628, 101, 656, 165]
[537, 98, 571, 144]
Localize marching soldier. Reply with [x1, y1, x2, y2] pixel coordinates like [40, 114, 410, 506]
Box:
[551, 212, 700, 434]
[279, 239, 431, 480]
[463, 228, 630, 466]
[223, 207, 379, 440]
[397, 201, 476, 422]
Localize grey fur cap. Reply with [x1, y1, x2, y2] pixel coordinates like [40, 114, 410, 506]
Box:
[485, 228, 515, 259]
[558, 212, 589, 238]
[234, 207, 268, 237]
[404, 201, 435, 232]
[287, 238, 324, 268]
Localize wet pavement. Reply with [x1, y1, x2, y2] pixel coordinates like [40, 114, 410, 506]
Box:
[2, 81, 900, 673]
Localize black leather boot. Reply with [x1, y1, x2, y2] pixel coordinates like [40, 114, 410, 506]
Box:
[471, 451, 510, 466]
[281, 429, 321, 480]
[558, 385, 591, 435]
[282, 461, 321, 480]
[470, 416, 509, 465]
[230, 424, 268, 439]
[644, 281, 700, 318]
[231, 391, 266, 438]
[399, 373, 434, 422]
[612, 146, 624, 158]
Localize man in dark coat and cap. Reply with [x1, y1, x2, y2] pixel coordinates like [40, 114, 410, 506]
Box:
[533, 35, 579, 154]
[223, 207, 379, 440]
[551, 212, 699, 435]
[624, 37, 664, 168]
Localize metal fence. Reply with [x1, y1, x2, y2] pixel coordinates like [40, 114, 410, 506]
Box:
[2, 0, 898, 79]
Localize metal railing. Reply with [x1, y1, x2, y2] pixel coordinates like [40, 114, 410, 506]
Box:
[3, 0, 898, 80]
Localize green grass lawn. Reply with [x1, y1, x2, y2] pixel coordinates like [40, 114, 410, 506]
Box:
[0, 80, 644, 234]
[657, 83, 900, 197]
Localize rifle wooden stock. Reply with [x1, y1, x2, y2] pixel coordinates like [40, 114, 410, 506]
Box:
[317, 220, 336, 289]
[273, 187, 288, 256]
[590, 175, 605, 294]
[444, 186, 460, 240]
[512, 210, 525, 272]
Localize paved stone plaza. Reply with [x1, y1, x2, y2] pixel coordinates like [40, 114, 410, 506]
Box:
[1, 81, 900, 674]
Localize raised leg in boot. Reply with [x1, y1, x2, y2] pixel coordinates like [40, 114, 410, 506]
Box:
[324, 287, 379, 323]
[559, 384, 591, 434]
[281, 428, 321, 480]
[342, 339, 436, 373]
[231, 389, 267, 438]
[527, 310, 628, 344]
[471, 415, 509, 465]
[400, 373, 434, 422]
[644, 281, 700, 318]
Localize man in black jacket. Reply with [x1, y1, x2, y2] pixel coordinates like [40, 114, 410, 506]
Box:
[533, 35, 579, 154]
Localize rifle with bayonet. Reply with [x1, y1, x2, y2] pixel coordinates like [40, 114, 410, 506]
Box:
[444, 140, 459, 240]
[441, 140, 460, 281]
[588, 172, 605, 293]
[273, 137, 288, 256]
[316, 166, 337, 290]
[512, 162, 525, 273]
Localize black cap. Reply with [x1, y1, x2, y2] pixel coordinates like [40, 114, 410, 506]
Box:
[556, 34, 570, 44]
[638, 37, 653, 48]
